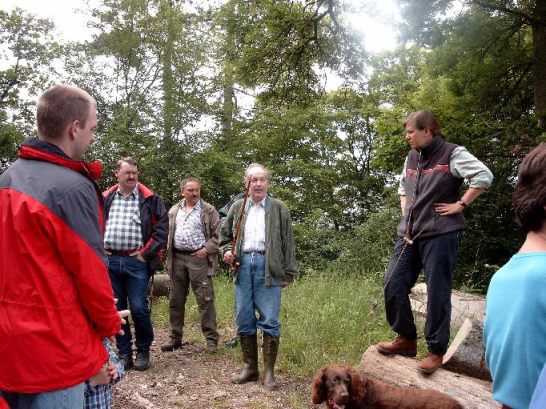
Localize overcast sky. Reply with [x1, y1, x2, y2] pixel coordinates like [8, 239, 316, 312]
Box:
[1, 0, 400, 52]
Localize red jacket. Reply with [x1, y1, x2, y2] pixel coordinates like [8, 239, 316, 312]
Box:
[0, 137, 121, 393]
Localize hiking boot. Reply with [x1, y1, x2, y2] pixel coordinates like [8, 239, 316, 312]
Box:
[134, 349, 150, 371]
[119, 353, 134, 371]
[161, 339, 182, 352]
[205, 341, 218, 353]
[376, 335, 417, 357]
[418, 351, 444, 374]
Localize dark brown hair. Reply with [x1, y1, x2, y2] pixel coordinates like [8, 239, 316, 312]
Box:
[513, 143, 546, 232]
[403, 110, 442, 136]
[37, 85, 94, 140]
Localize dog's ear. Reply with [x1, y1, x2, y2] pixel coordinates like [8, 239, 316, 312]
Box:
[311, 366, 328, 404]
[348, 366, 366, 406]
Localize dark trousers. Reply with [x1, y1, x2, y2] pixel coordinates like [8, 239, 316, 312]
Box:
[383, 230, 462, 355]
[108, 255, 154, 355]
[168, 252, 219, 344]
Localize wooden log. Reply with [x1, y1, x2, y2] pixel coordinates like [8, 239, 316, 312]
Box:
[359, 346, 497, 408]
[151, 273, 170, 298]
[443, 318, 491, 382]
[410, 283, 486, 328]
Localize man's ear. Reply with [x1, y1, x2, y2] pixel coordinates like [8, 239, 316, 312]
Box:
[68, 120, 80, 140]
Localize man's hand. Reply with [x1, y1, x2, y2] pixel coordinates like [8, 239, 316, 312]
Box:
[435, 202, 464, 216]
[106, 361, 119, 381]
[192, 247, 208, 259]
[89, 362, 110, 387]
[130, 250, 146, 262]
[223, 250, 235, 265]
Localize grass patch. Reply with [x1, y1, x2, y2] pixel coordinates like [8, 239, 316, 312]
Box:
[152, 268, 401, 378]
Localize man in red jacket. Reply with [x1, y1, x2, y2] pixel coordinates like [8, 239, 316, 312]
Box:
[0, 85, 123, 408]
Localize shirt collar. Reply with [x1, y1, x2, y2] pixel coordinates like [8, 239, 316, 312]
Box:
[116, 186, 138, 198]
[249, 197, 266, 208]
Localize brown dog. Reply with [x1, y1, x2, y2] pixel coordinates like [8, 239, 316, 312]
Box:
[311, 364, 463, 409]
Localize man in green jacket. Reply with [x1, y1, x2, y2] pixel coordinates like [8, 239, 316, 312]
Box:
[220, 163, 298, 390]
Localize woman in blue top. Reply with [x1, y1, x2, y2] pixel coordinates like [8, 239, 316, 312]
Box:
[484, 142, 546, 409]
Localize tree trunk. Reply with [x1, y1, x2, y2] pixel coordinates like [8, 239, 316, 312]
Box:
[533, 0, 546, 127]
[359, 346, 497, 408]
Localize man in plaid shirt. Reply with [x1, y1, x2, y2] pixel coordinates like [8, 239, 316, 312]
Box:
[103, 157, 168, 371]
[161, 177, 221, 353]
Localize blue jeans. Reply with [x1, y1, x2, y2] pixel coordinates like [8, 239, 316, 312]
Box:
[2, 383, 84, 409]
[383, 230, 462, 355]
[108, 255, 153, 355]
[235, 252, 282, 337]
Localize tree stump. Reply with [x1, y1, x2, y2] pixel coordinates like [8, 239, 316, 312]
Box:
[443, 318, 491, 381]
[359, 346, 497, 408]
[151, 273, 170, 298]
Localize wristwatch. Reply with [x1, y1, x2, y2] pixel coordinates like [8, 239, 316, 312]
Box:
[457, 199, 467, 207]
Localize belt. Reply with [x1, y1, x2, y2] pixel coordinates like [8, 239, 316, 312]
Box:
[107, 249, 137, 256]
[173, 248, 199, 255]
[243, 251, 265, 255]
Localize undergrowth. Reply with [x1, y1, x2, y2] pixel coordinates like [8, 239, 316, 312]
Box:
[152, 267, 399, 378]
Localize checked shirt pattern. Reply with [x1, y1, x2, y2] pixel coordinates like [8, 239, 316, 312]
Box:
[104, 188, 143, 250]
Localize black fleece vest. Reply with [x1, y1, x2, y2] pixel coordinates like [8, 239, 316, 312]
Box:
[397, 136, 466, 239]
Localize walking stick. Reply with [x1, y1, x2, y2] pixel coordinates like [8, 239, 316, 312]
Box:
[230, 178, 252, 274]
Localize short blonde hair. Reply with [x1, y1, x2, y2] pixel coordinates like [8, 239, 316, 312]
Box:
[37, 84, 95, 140]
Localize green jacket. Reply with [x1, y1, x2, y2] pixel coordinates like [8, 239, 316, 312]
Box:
[166, 199, 221, 276]
[219, 196, 299, 286]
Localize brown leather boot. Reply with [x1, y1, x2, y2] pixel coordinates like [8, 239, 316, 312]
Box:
[376, 335, 417, 357]
[161, 338, 182, 352]
[418, 351, 444, 374]
[263, 334, 279, 390]
[231, 334, 259, 384]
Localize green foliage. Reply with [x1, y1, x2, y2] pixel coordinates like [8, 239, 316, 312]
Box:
[0, 8, 60, 160]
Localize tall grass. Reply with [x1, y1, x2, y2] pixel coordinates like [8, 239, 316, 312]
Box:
[152, 266, 397, 377]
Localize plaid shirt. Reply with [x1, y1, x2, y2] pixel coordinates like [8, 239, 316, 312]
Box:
[173, 200, 206, 251]
[84, 339, 125, 409]
[104, 187, 143, 250]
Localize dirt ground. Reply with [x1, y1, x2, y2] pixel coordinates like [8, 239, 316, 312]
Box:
[112, 325, 318, 409]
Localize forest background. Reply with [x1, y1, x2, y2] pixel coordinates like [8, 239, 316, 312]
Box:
[2, 0, 546, 293]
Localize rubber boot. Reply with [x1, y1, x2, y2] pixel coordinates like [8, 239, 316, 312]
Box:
[231, 334, 259, 384]
[263, 333, 279, 390]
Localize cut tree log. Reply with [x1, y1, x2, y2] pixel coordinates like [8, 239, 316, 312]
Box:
[359, 346, 497, 408]
[410, 283, 486, 328]
[443, 318, 491, 382]
[151, 273, 170, 298]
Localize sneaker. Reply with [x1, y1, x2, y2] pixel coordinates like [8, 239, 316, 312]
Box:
[205, 341, 218, 353]
[376, 335, 417, 357]
[134, 349, 150, 371]
[161, 339, 183, 352]
[418, 351, 444, 374]
[119, 353, 134, 371]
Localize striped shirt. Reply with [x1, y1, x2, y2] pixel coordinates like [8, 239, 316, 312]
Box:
[173, 200, 205, 251]
[242, 199, 266, 253]
[104, 187, 143, 250]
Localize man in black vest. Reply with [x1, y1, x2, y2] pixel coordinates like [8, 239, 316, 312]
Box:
[375, 110, 493, 374]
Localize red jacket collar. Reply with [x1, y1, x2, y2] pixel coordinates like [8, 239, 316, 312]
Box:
[18, 138, 102, 180]
[103, 182, 154, 199]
